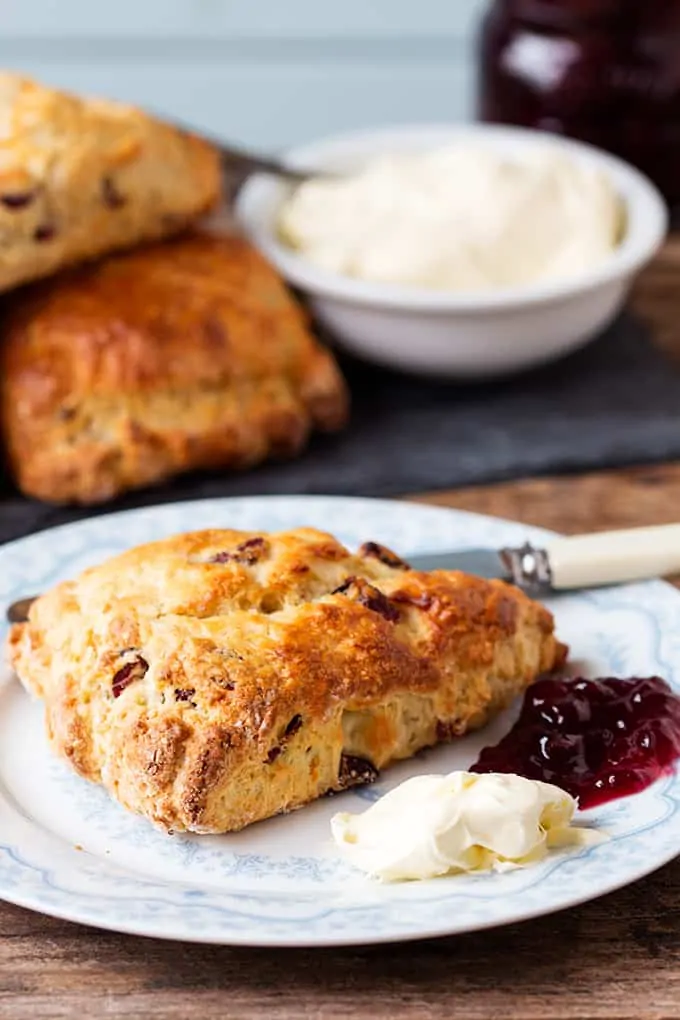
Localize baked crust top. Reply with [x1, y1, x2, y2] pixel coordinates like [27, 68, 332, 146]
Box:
[8, 527, 565, 832]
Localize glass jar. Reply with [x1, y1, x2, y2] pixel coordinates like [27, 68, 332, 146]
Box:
[477, 0, 680, 208]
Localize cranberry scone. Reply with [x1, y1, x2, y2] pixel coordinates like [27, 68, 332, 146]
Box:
[0, 232, 348, 504]
[0, 72, 220, 292]
[7, 527, 567, 834]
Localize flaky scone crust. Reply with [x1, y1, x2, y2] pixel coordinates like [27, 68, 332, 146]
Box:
[0, 232, 348, 504]
[0, 72, 220, 292]
[8, 527, 567, 834]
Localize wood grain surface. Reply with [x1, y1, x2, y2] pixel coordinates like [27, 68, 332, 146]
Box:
[2, 244, 680, 1020]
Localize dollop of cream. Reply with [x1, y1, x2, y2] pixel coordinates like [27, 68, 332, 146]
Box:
[331, 771, 605, 882]
[278, 145, 621, 292]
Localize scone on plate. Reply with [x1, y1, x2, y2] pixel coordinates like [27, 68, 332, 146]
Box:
[7, 527, 567, 834]
[0, 232, 348, 504]
[0, 72, 220, 292]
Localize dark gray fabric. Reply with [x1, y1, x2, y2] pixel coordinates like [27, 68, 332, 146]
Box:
[1, 313, 677, 544]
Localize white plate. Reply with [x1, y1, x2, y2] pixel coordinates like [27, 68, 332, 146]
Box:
[0, 495, 679, 947]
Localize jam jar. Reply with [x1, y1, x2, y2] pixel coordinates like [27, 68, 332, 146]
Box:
[477, 0, 680, 208]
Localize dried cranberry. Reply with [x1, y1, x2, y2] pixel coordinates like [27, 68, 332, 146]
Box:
[209, 537, 268, 566]
[236, 537, 268, 559]
[264, 715, 303, 764]
[101, 176, 126, 209]
[174, 688, 195, 703]
[436, 720, 456, 742]
[332, 577, 400, 623]
[210, 552, 237, 564]
[112, 656, 149, 698]
[284, 714, 303, 738]
[337, 753, 379, 789]
[359, 541, 410, 570]
[1, 191, 35, 210]
[33, 224, 55, 242]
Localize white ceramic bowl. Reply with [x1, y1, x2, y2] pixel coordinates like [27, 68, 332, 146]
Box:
[236, 124, 668, 379]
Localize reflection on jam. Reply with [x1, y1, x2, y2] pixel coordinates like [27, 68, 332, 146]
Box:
[471, 676, 680, 809]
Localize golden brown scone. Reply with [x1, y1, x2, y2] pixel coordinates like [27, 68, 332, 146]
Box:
[0, 72, 220, 292]
[0, 232, 348, 504]
[7, 527, 567, 834]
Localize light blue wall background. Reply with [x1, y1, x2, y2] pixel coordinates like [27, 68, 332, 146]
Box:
[0, 0, 486, 149]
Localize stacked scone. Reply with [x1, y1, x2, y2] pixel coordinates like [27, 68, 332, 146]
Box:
[0, 72, 348, 503]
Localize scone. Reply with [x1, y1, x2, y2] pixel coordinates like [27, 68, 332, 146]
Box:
[0, 72, 220, 292]
[0, 232, 348, 504]
[7, 527, 567, 834]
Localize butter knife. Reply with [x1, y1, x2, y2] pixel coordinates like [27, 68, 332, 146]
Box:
[7, 523, 680, 625]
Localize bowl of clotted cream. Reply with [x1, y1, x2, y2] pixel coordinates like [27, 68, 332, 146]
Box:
[236, 124, 667, 378]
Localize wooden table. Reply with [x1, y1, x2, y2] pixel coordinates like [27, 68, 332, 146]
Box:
[3, 248, 680, 1019]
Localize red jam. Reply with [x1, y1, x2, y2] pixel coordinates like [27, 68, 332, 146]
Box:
[471, 676, 680, 808]
[477, 1, 680, 209]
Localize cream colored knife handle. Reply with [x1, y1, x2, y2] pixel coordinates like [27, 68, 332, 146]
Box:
[546, 523, 680, 590]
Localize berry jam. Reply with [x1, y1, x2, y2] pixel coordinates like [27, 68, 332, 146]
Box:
[471, 676, 680, 808]
[477, 1, 680, 209]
